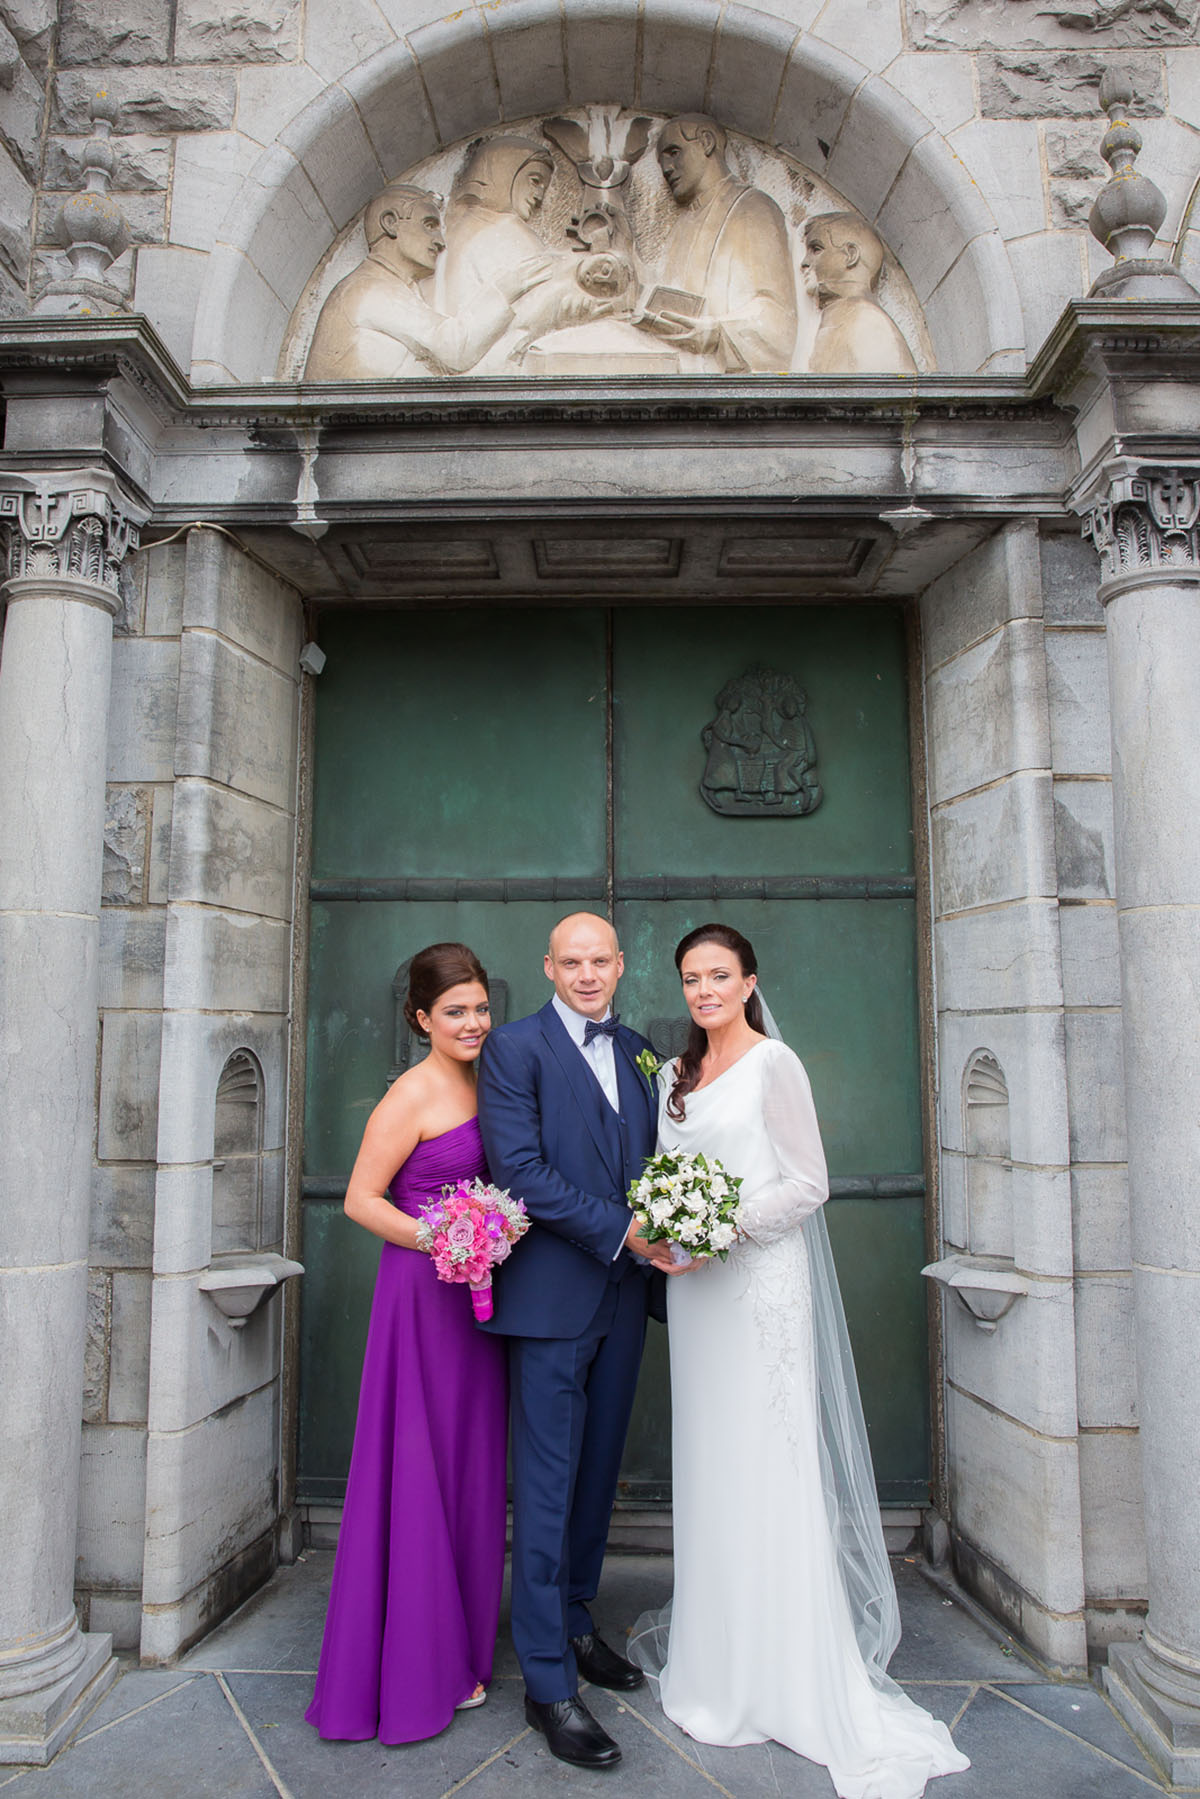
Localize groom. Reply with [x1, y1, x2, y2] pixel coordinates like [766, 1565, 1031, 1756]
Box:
[476, 912, 675, 1770]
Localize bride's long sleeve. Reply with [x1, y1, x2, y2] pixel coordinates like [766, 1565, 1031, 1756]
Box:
[739, 1046, 830, 1245]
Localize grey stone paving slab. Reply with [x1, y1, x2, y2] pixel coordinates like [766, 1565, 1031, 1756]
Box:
[993, 1683, 1161, 1783]
[619, 1679, 839, 1797]
[228, 1668, 532, 1799]
[466, 1682, 748, 1798]
[887, 1562, 1038, 1684]
[73, 1668, 204, 1737]
[947, 1686, 1164, 1797]
[898, 1683, 977, 1730]
[2, 1674, 276, 1798]
[588, 1553, 674, 1647]
[0, 1555, 1172, 1798]
[182, 1551, 329, 1671]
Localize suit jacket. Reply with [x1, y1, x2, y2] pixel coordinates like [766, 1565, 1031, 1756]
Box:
[476, 1000, 659, 1339]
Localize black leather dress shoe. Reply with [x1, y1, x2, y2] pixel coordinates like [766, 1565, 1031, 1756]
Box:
[570, 1630, 646, 1691]
[524, 1694, 622, 1768]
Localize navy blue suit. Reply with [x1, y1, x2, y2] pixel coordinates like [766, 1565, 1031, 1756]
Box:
[476, 1000, 658, 1701]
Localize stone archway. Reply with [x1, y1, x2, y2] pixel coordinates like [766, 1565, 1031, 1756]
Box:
[190, 2, 1024, 381]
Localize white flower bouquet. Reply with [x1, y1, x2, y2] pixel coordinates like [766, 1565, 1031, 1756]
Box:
[628, 1149, 744, 1263]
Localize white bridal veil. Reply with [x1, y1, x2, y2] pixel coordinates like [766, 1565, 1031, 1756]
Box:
[631, 991, 903, 1687]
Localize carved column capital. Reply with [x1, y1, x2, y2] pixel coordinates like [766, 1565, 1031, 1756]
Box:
[0, 470, 148, 604]
[1078, 461, 1200, 596]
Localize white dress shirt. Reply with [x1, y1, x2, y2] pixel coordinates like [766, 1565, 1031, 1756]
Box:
[552, 993, 620, 1112]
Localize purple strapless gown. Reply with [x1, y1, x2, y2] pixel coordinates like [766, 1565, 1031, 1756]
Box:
[305, 1118, 508, 1744]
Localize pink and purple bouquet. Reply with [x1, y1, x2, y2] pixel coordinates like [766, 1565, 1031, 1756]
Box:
[416, 1178, 531, 1320]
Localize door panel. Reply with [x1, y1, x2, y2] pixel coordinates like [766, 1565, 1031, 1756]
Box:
[615, 898, 921, 1178]
[312, 608, 608, 882]
[613, 605, 914, 880]
[298, 602, 929, 1510]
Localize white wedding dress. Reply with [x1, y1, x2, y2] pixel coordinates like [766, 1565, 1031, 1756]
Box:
[632, 1038, 969, 1799]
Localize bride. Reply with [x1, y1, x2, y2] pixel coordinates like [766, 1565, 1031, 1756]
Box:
[631, 922, 969, 1799]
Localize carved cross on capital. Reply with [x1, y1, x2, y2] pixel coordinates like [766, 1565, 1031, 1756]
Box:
[1080, 463, 1200, 594]
[0, 473, 147, 600]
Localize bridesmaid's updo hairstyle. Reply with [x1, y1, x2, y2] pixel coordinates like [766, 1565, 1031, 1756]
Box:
[404, 942, 489, 1038]
[668, 923, 765, 1120]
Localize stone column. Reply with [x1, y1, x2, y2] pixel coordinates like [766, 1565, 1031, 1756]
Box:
[1081, 462, 1200, 1787]
[0, 473, 145, 1762]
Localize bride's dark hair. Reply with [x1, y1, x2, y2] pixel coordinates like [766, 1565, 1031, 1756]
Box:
[667, 922, 766, 1120]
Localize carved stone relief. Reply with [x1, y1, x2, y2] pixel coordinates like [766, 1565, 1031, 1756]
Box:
[1083, 464, 1200, 587]
[284, 109, 931, 381]
[0, 477, 143, 597]
[909, 0, 1199, 50]
[699, 666, 822, 817]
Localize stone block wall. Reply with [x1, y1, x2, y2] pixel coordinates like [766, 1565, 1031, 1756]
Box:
[7, 0, 1199, 372]
[77, 539, 182, 1651]
[76, 530, 303, 1656]
[0, 0, 50, 314]
[922, 518, 1144, 1667]
[140, 528, 302, 1663]
[1040, 527, 1146, 1654]
[922, 520, 1088, 1672]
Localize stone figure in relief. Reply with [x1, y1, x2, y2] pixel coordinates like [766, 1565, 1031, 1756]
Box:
[543, 108, 653, 267]
[800, 213, 917, 376]
[634, 114, 797, 373]
[438, 136, 613, 372]
[304, 181, 554, 380]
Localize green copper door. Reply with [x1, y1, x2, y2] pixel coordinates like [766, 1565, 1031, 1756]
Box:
[299, 602, 928, 1509]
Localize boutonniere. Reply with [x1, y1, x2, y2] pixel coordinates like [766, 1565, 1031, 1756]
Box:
[635, 1048, 662, 1092]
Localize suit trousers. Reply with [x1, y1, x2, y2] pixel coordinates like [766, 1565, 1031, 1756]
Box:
[507, 1264, 649, 1702]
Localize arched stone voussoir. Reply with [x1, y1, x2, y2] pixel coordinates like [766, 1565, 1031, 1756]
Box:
[483, 0, 572, 126]
[276, 82, 388, 235]
[705, 2, 805, 143]
[193, 241, 291, 385]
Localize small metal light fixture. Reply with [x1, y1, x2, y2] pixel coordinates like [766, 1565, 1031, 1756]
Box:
[299, 641, 327, 676]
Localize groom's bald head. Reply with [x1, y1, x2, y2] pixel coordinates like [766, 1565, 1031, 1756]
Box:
[548, 911, 619, 958]
[545, 913, 624, 1019]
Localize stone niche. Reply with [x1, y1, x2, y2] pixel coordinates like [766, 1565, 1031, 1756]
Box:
[282, 108, 934, 381]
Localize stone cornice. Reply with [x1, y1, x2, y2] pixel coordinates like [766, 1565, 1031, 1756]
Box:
[0, 316, 1056, 434]
[1029, 297, 1200, 405]
[8, 306, 1200, 435]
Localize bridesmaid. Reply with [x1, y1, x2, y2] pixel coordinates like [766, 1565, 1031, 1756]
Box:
[306, 942, 507, 1744]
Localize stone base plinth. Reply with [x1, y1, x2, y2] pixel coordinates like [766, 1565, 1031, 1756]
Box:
[0, 1633, 116, 1766]
[1105, 1640, 1200, 1792]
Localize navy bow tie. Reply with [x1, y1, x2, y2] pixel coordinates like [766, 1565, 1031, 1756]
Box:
[583, 1015, 620, 1045]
